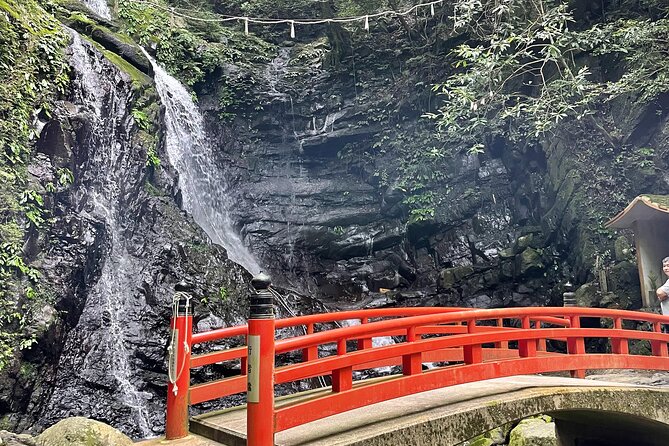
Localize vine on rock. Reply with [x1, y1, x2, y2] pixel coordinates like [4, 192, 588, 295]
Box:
[0, 0, 69, 370]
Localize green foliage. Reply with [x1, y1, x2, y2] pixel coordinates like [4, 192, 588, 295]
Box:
[20, 190, 46, 228]
[57, 167, 73, 187]
[428, 0, 669, 151]
[132, 108, 151, 131]
[117, 0, 273, 87]
[146, 146, 161, 168]
[201, 286, 229, 305]
[0, 241, 42, 370]
[0, 0, 68, 370]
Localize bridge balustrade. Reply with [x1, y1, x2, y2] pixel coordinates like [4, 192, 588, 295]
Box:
[165, 294, 669, 445]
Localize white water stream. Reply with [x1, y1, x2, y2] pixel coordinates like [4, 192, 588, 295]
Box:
[82, 0, 111, 20]
[68, 29, 152, 437]
[145, 52, 261, 275]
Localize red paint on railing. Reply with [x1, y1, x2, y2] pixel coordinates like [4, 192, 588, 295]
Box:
[165, 304, 192, 440]
[166, 306, 669, 445]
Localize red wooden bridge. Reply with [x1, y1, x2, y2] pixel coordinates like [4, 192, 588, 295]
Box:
[164, 278, 669, 446]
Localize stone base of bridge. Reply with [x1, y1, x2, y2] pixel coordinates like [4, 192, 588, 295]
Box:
[180, 375, 669, 446]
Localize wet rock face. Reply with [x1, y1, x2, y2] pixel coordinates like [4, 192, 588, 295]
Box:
[201, 40, 669, 312]
[0, 33, 250, 439]
[201, 48, 531, 307]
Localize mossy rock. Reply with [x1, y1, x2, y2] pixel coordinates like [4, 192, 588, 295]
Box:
[438, 266, 474, 289]
[607, 261, 641, 308]
[516, 248, 544, 277]
[515, 233, 544, 252]
[574, 282, 599, 307]
[467, 437, 494, 446]
[509, 417, 557, 446]
[614, 236, 633, 261]
[499, 247, 515, 259]
[482, 268, 500, 286]
[64, 12, 152, 76]
[35, 417, 133, 446]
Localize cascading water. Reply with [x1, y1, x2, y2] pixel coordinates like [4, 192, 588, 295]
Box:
[41, 29, 153, 439]
[81, 0, 111, 20]
[145, 52, 261, 275]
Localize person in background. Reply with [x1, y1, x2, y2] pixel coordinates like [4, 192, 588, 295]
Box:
[657, 257, 669, 318]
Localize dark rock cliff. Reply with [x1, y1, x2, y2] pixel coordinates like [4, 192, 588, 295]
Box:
[0, 24, 250, 439]
[200, 33, 668, 312]
[2, 0, 669, 439]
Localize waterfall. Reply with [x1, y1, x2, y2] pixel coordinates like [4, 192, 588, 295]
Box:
[145, 52, 261, 275]
[45, 29, 153, 438]
[81, 0, 111, 20]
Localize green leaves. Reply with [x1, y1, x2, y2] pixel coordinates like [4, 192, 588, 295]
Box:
[427, 1, 602, 145]
[131, 108, 151, 131]
[146, 146, 161, 168]
[429, 0, 669, 152]
[0, 0, 68, 370]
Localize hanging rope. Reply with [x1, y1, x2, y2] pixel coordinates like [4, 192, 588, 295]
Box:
[130, 0, 445, 37]
[167, 291, 191, 396]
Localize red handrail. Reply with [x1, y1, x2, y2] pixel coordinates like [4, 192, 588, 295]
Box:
[190, 307, 473, 344]
[167, 306, 669, 444]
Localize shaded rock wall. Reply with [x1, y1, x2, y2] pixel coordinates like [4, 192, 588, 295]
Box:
[197, 42, 560, 310]
[194, 25, 669, 313]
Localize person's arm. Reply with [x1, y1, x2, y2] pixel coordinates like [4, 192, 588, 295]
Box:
[658, 281, 669, 301]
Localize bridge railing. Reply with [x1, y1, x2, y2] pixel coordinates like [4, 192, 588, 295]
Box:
[165, 284, 669, 445]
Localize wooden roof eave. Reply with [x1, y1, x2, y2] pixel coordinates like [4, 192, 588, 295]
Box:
[606, 195, 669, 229]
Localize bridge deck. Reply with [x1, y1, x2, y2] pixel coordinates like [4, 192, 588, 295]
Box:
[186, 375, 654, 446]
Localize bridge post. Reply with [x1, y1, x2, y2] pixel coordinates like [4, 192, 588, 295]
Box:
[166, 287, 193, 440]
[518, 316, 536, 358]
[563, 281, 576, 307]
[567, 315, 586, 379]
[247, 273, 275, 446]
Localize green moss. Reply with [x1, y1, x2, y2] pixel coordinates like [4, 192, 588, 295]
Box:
[642, 194, 669, 208]
[0, 0, 69, 371]
[0, 221, 23, 245]
[144, 181, 164, 197]
[0, 0, 22, 22]
[102, 49, 151, 88]
[68, 11, 96, 27]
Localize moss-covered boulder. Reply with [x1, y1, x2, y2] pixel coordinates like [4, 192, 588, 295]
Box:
[438, 266, 474, 289]
[466, 437, 494, 446]
[64, 12, 152, 75]
[509, 417, 557, 446]
[0, 430, 37, 445]
[35, 417, 133, 446]
[516, 248, 544, 277]
[575, 282, 599, 307]
[461, 424, 509, 445]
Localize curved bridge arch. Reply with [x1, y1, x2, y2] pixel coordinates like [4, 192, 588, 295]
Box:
[187, 376, 669, 445]
[324, 377, 669, 446]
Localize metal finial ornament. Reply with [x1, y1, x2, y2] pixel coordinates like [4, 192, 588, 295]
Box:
[175, 280, 190, 292]
[251, 272, 272, 290]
